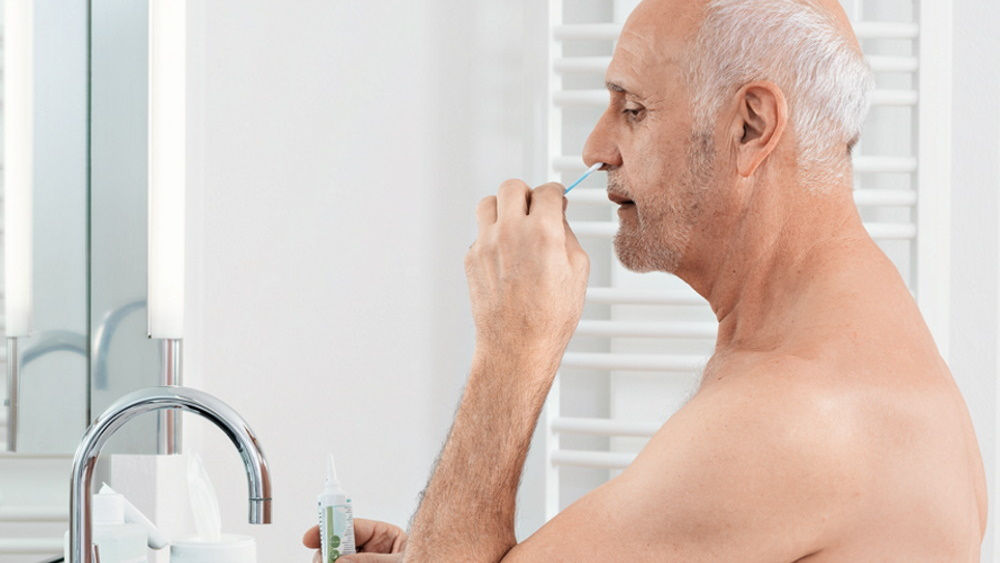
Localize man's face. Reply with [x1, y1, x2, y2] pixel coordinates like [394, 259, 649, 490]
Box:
[582, 1, 719, 274]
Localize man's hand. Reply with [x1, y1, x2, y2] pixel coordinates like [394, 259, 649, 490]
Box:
[302, 518, 407, 562]
[465, 180, 590, 373]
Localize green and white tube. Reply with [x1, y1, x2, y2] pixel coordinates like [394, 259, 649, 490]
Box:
[318, 453, 355, 562]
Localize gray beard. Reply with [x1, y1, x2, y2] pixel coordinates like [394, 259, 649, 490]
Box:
[613, 131, 716, 274]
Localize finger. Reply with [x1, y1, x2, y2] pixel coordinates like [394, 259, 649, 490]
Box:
[496, 179, 531, 221]
[353, 518, 407, 553]
[303, 525, 320, 549]
[339, 554, 403, 563]
[476, 196, 497, 228]
[527, 183, 566, 222]
[352, 518, 386, 547]
[564, 214, 586, 257]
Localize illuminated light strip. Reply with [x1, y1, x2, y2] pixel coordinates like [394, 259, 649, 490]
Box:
[148, 0, 187, 339]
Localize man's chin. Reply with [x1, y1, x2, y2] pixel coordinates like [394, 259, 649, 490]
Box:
[615, 235, 657, 274]
[613, 233, 674, 273]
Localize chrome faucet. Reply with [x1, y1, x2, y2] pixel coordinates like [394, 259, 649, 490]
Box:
[69, 386, 272, 563]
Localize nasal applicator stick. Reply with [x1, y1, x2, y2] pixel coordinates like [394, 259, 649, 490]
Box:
[563, 162, 604, 194]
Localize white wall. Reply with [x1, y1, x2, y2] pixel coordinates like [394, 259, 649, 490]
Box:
[949, 1, 1000, 560]
[183, 2, 534, 560]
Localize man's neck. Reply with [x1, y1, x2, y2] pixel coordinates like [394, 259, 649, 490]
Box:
[677, 178, 872, 354]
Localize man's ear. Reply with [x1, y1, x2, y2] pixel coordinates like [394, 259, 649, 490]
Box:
[731, 81, 788, 178]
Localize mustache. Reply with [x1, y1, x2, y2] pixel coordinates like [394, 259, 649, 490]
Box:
[607, 173, 630, 198]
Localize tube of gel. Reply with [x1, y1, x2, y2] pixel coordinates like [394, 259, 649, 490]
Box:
[318, 453, 355, 562]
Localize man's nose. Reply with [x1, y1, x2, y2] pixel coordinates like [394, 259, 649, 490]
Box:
[582, 110, 622, 170]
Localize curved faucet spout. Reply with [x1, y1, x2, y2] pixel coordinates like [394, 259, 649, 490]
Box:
[69, 386, 272, 563]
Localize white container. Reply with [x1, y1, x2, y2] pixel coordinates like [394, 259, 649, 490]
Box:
[63, 488, 147, 563]
[169, 534, 257, 563]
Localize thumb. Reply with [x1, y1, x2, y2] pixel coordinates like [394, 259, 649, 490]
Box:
[338, 554, 404, 563]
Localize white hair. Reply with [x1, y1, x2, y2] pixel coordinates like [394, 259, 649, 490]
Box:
[685, 0, 875, 186]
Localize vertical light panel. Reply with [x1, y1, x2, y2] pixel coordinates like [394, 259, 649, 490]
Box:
[148, 0, 187, 339]
[3, 0, 34, 338]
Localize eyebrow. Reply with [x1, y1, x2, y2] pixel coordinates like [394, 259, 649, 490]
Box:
[606, 81, 649, 100]
[606, 82, 628, 94]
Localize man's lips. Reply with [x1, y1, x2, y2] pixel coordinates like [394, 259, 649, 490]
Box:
[608, 192, 634, 205]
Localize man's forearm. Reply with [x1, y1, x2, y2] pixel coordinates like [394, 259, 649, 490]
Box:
[405, 348, 558, 562]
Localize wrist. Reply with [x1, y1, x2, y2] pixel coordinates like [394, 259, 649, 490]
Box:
[473, 340, 564, 375]
[471, 349, 561, 400]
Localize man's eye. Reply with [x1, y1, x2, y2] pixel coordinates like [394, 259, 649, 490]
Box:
[622, 107, 645, 120]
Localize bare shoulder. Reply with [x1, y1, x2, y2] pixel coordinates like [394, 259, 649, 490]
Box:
[632, 354, 868, 526]
[509, 353, 984, 561]
[664, 353, 869, 465]
[625, 353, 986, 559]
[507, 355, 865, 562]
[623, 354, 878, 558]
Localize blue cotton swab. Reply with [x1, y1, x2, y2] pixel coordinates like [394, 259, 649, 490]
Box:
[564, 162, 605, 194]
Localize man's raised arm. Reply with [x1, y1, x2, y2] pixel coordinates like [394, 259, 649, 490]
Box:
[403, 179, 589, 561]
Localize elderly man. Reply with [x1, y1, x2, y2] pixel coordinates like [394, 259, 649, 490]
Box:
[305, 0, 987, 560]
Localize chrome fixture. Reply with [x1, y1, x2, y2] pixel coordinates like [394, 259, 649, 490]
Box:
[158, 338, 183, 454]
[5, 338, 20, 452]
[69, 386, 272, 563]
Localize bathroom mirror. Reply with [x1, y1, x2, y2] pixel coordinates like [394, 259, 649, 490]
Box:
[2, 1, 162, 455]
[2, 2, 90, 454]
[88, 0, 162, 453]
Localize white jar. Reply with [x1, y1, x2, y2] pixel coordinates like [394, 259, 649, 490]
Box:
[170, 534, 257, 563]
